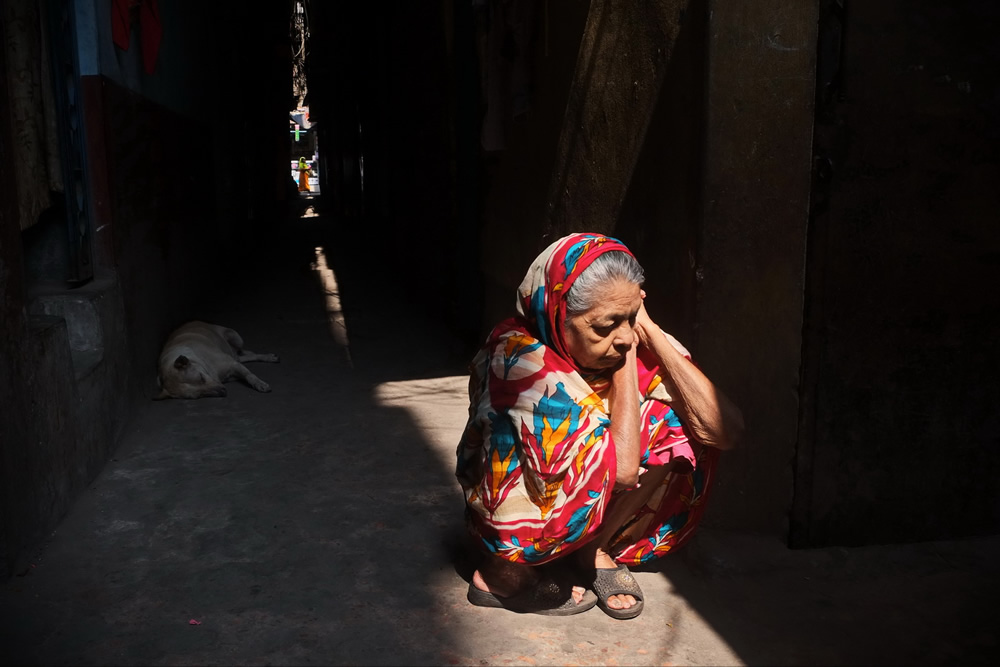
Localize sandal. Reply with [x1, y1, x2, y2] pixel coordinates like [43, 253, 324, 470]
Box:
[592, 564, 644, 620]
[467, 576, 598, 616]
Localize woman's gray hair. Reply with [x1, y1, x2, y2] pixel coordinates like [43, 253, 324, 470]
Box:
[564, 251, 645, 315]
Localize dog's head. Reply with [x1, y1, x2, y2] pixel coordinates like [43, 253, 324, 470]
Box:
[154, 354, 227, 399]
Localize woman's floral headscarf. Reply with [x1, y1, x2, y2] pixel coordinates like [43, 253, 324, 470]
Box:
[515, 233, 635, 372]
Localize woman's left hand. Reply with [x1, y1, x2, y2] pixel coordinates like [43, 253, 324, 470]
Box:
[632, 290, 744, 450]
[635, 290, 691, 358]
[634, 290, 659, 349]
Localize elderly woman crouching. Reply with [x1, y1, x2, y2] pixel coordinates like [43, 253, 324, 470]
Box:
[455, 233, 744, 619]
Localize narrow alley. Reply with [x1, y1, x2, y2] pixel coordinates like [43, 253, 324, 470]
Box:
[3, 1, 1000, 665]
[2, 195, 998, 666]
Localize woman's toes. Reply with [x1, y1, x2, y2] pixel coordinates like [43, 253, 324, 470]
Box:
[606, 594, 635, 609]
[571, 586, 586, 604]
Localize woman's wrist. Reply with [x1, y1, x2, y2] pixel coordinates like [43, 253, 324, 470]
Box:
[634, 312, 660, 347]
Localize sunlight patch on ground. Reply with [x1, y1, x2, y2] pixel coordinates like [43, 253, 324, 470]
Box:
[311, 246, 352, 366]
[373, 376, 469, 469]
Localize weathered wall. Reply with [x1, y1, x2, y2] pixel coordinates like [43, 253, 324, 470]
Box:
[543, 0, 697, 243]
[793, 0, 1000, 547]
[694, 1, 819, 536]
[1, 29, 33, 576]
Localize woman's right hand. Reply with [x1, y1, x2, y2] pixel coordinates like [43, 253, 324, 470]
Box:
[610, 333, 638, 382]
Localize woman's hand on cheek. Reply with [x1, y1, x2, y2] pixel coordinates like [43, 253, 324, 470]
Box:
[635, 290, 659, 348]
[637, 290, 692, 358]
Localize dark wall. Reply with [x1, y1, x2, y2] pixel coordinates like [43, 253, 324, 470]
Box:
[794, 0, 1000, 546]
[473, 0, 593, 330]
[0, 28, 32, 576]
[100, 77, 218, 394]
[692, 0, 819, 537]
[615, 0, 709, 351]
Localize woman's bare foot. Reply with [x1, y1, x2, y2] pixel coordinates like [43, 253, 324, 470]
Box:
[472, 558, 587, 604]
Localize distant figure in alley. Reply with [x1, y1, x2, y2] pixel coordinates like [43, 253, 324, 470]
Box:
[297, 156, 313, 192]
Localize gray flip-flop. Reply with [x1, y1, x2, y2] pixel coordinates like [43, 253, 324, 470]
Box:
[467, 577, 598, 616]
[592, 564, 644, 620]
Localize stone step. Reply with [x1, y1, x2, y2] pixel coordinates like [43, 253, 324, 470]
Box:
[27, 276, 119, 380]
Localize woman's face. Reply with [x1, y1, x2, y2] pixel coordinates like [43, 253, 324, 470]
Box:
[562, 279, 642, 371]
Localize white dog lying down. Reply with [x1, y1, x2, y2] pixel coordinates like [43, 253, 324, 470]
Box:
[155, 321, 279, 399]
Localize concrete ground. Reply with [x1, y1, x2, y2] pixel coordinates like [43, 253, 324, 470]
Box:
[2, 196, 998, 666]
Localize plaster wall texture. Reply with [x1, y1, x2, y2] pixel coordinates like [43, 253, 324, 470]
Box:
[3, 317, 81, 576]
[695, 0, 818, 536]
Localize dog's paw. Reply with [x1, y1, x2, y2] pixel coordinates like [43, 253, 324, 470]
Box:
[253, 381, 272, 393]
[262, 353, 280, 363]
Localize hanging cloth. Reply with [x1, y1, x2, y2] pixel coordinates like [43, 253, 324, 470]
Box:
[139, 0, 162, 74]
[111, 0, 131, 50]
[111, 0, 161, 75]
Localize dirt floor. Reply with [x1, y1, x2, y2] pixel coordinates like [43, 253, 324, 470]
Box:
[1, 194, 997, 666]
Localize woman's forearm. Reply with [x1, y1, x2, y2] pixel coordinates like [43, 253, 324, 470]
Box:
[644, 330, 744, 450]
[609, 347, 642, 487]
